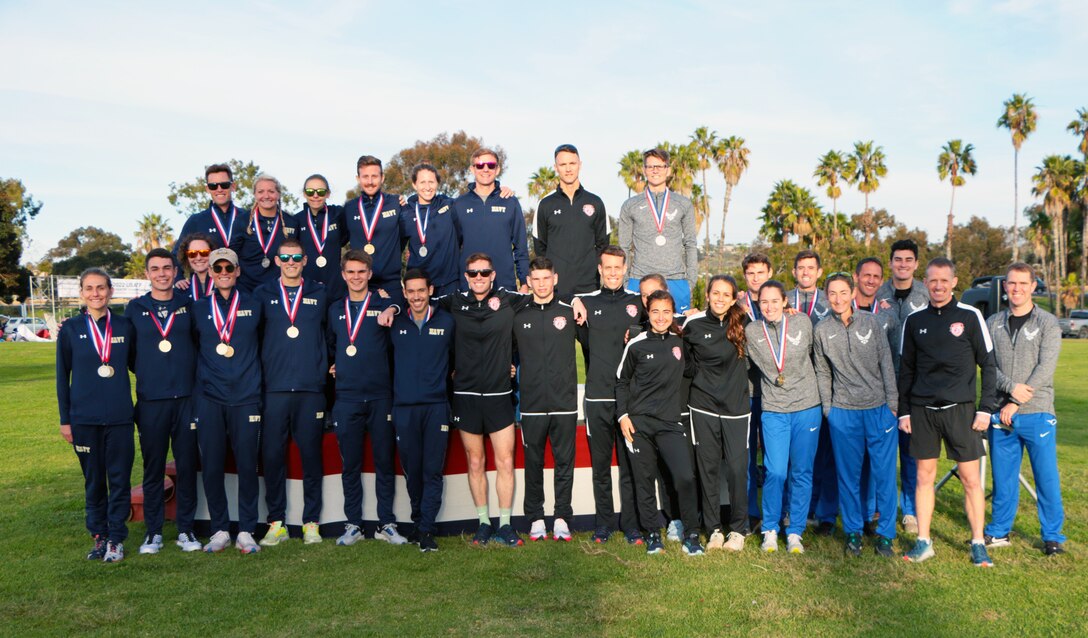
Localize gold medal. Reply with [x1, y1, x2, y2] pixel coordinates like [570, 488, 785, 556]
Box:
[364, 243, 375, 255]
[216, 342, 229, 356]
[775, 373, 785, 387]
[345, 344, 357, 357]
[158, 340, 172, 353]
[224, 345, 235, 358]
[98, 365, 114, 378]
[286, 325, 300, 339]
[316, 255, 327, 268]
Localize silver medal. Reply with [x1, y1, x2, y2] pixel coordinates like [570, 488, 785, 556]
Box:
[261, 257, 270, 269]
[316, 255, 327, 268]
[655, 235, 667, 247]
[418, 245, 428, 257]
[97, 365, 114, 378]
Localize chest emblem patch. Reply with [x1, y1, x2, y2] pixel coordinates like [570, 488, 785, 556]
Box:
[488, 297, 501, 312]
[950, 322, 964, 337]
[672, 346, 682, 360]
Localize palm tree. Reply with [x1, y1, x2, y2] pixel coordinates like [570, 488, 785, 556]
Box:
[1032, 155, 1079, 316]
[759, 180, 821, 246]
[527, 166, 558, 203]
[689, 126, 719, 247]
[813, 150, 847, 219]
[617, 150, 644, 198]
[1024, 205, 1053, 303]
[844, 141, 888, 249]
[713, 136, 750, 252]
[997, 94, 1037, 262]
[1067, 107, 1088, 305]
[134, 213, 174, 253]
[659, 141, 698, 198]
[937, 139, 978, 259]
[689, 183, 710, 254]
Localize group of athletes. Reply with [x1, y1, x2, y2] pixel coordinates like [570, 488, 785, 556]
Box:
[57, 146, 1066, 565]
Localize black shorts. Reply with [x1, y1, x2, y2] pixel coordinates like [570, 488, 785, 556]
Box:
[908, 402, 985, 462]
[451, 393, 515, 435]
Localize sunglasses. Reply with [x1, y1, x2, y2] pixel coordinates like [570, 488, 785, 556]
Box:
[278, 254, 305, 263]
[207, 181, 233, 190]
[212, 263, 236, 273]
[304, 188, 329, 197]
[186, 249, 211, 259]
[466, 268, 494, 278]
[473, 162, 498, 170]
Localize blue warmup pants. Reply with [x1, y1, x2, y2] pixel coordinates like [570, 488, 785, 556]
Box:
[626, 278, 692, 313]
[811, 416, 839, 524]
[334, 398, 395, 527]
[71, 423, 134, 543]
[196, 400, 261, 534]
[898, 430, 917, 517]
[985, 412, 1065, 543]
[748, 397, 763, 519]
[828, 406, 898, 538]
[760, 406, 822, 536]
[393, 403, 449, 534]
[135, 397, 197, 535]
[262, 392, 326, 525]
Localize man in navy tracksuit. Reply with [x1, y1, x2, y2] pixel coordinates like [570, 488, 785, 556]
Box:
[173, 163, 249, 266]
[453, 148, 530, 292]
[254, 238, 328, 547]
[400, 164, 463, 297]
[515, 257, 578, 542]
[327, 250, 402, 546]
[125, 249, 201, 554]
[345, 155, 407, 305]
[190, 248, 265, 554]
[390, 268, 455, 552]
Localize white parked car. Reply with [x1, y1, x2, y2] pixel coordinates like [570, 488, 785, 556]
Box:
[3, 317, 48, 340]
[1058, 309, 1088, 338]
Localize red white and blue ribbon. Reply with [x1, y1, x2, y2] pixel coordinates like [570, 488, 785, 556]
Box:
[795, 289, 818, 316]
[85, 310, 113, 365]
[357, 195, 384, 245]
[191, 274, 214, 301]
[149, 307, 176, 342]
[279, 279, 304, 327]
[253, 213, 281, 263]
[345, 293, 371, 346]
[414, 203, 430, 249]
[306, 207, 328, 259]
[211, 205, 237, 245]
[210, 290, 240, 344]
[761, 315, 788, 375]
[644, 189, 670, 235]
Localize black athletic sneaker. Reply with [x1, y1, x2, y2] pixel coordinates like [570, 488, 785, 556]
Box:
[682, 533, 705, 556]
[405, 528, 421, 545]
[646, 532, 665, 555]
[1044, 541, 1065, 556]
[591, 526, 612, 543]
[874, 536, 894, 558]
[494, 524, 524, 547]
[845, 532, 863, 557]
[984, 534, 1010, 548]
[472, 522, 493, 546]
[419, 532, 438, 553]
[86, 534, 107, 560]
[816, 521, 835, 537]
[624, 529, 645, 545]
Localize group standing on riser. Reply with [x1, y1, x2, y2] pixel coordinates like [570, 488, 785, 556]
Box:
[56, 146, 1066, 563]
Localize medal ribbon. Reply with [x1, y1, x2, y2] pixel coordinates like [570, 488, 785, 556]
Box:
[253, 213, 281, 261]
[851, 298, 880, 315]
[211, 205, 237, 245]
[279, 279, 304, 327]
[345, 293, 371, 346]
[86, 310, 113, 365]
[357, 194, 384, 244]
[743, 292, 761, 321]
[795, 289, 818, 316]
[414, 203, 429, 247]
[644, 189, 670, 235]
[306, 207, 328, 258]
[761, 316, 788, 375]
[191, 274, 214, 301]
[149, 306, 176, 341]
[211, 291, 240, 344]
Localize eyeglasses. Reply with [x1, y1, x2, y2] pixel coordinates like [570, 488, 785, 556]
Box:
[207, 181, 233, 190]
[644, 164, 669, 172]
[473, 162, 498, 170]
[826, 271, 852, 279]
[278, 254, 305, 263]
[465, 269, 494, 278]
[186, 249, 211, 259]
[304, 188, 329, 197]
[212, 263, 236, 273]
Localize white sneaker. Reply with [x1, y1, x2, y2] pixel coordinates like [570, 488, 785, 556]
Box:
[337, 523, 363, 546]
[902, 515, 919, 536]
[374, 523, 408, 545]
[235, 531, 261, 554]
[176, 532, 202, 552]
[139, 533, 163, 555]
[303, 522, 322, 544]
[761, 530, 778, 553]
[787, 533, 805, 554]
[553, 518, 572, 542]
[666, 519, 684, 542]
[724, 531, 746, 551]
[103, 541, 124, 563]
[204, 530, 231, 553]
[707, 529, 726, 550]
[529, 519, 547, 541]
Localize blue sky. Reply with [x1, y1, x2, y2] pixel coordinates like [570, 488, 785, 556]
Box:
[2, 0, 1086, 262]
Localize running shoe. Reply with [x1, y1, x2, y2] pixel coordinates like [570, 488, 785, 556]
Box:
[103, 541, 124, 563]
[139, 533, 163, 555]
[529, 519, 547, 541]
[970, 542, 994, 567]
[984, 534, 1010, 548]
[260, 520, 288, 546]
[176, 532, 202, 552]
[86, 535, 107, 561]
[646, 532, 665, 555]
[1044, 541, 1065, 556]
[844, 532, 863, 557]
[337, 524, 363, 546]
[787, 533, 805, 554]
[901, 515, 919, 536]
[591, 526, 612, 544]
[405, 528, 420, 545]
[682, 533, 705, 556]
[553, 518, 572, 542]
[374, 523, 408, 545]
[419, 532, 438, 553]
[724, 531, 746, 552]
[903, 538, 934, 563]
[761, 530, 778, 553]
[624, 529, 645, 546]
[235, 531, 260, 554]
[874, 536, 894, 558]
[494, 524, 524, 547]
[472, 522, 493, 546]
[666, 519, 684, 542]
[303, 522, 321, 544]
[204, 530, 231, 553]
[707, 529, 725, 550]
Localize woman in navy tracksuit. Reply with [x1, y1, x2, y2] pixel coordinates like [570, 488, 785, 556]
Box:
[56, 268, 135, 563]
[399, 163, 463, 297]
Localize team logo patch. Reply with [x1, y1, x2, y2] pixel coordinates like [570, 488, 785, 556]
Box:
[583, 204, 595, 216]
[672, 346, 682, 360]
[626, 304, 638, 318]
[553, 316, 567, 330]
[488, 297, 501, 311]
[950, 322, 964, 337]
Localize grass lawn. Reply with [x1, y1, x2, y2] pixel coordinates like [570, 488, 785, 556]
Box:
[1, 341, 1085, 636]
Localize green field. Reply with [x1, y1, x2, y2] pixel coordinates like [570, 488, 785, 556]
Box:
[1, 342, 1085, 636]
